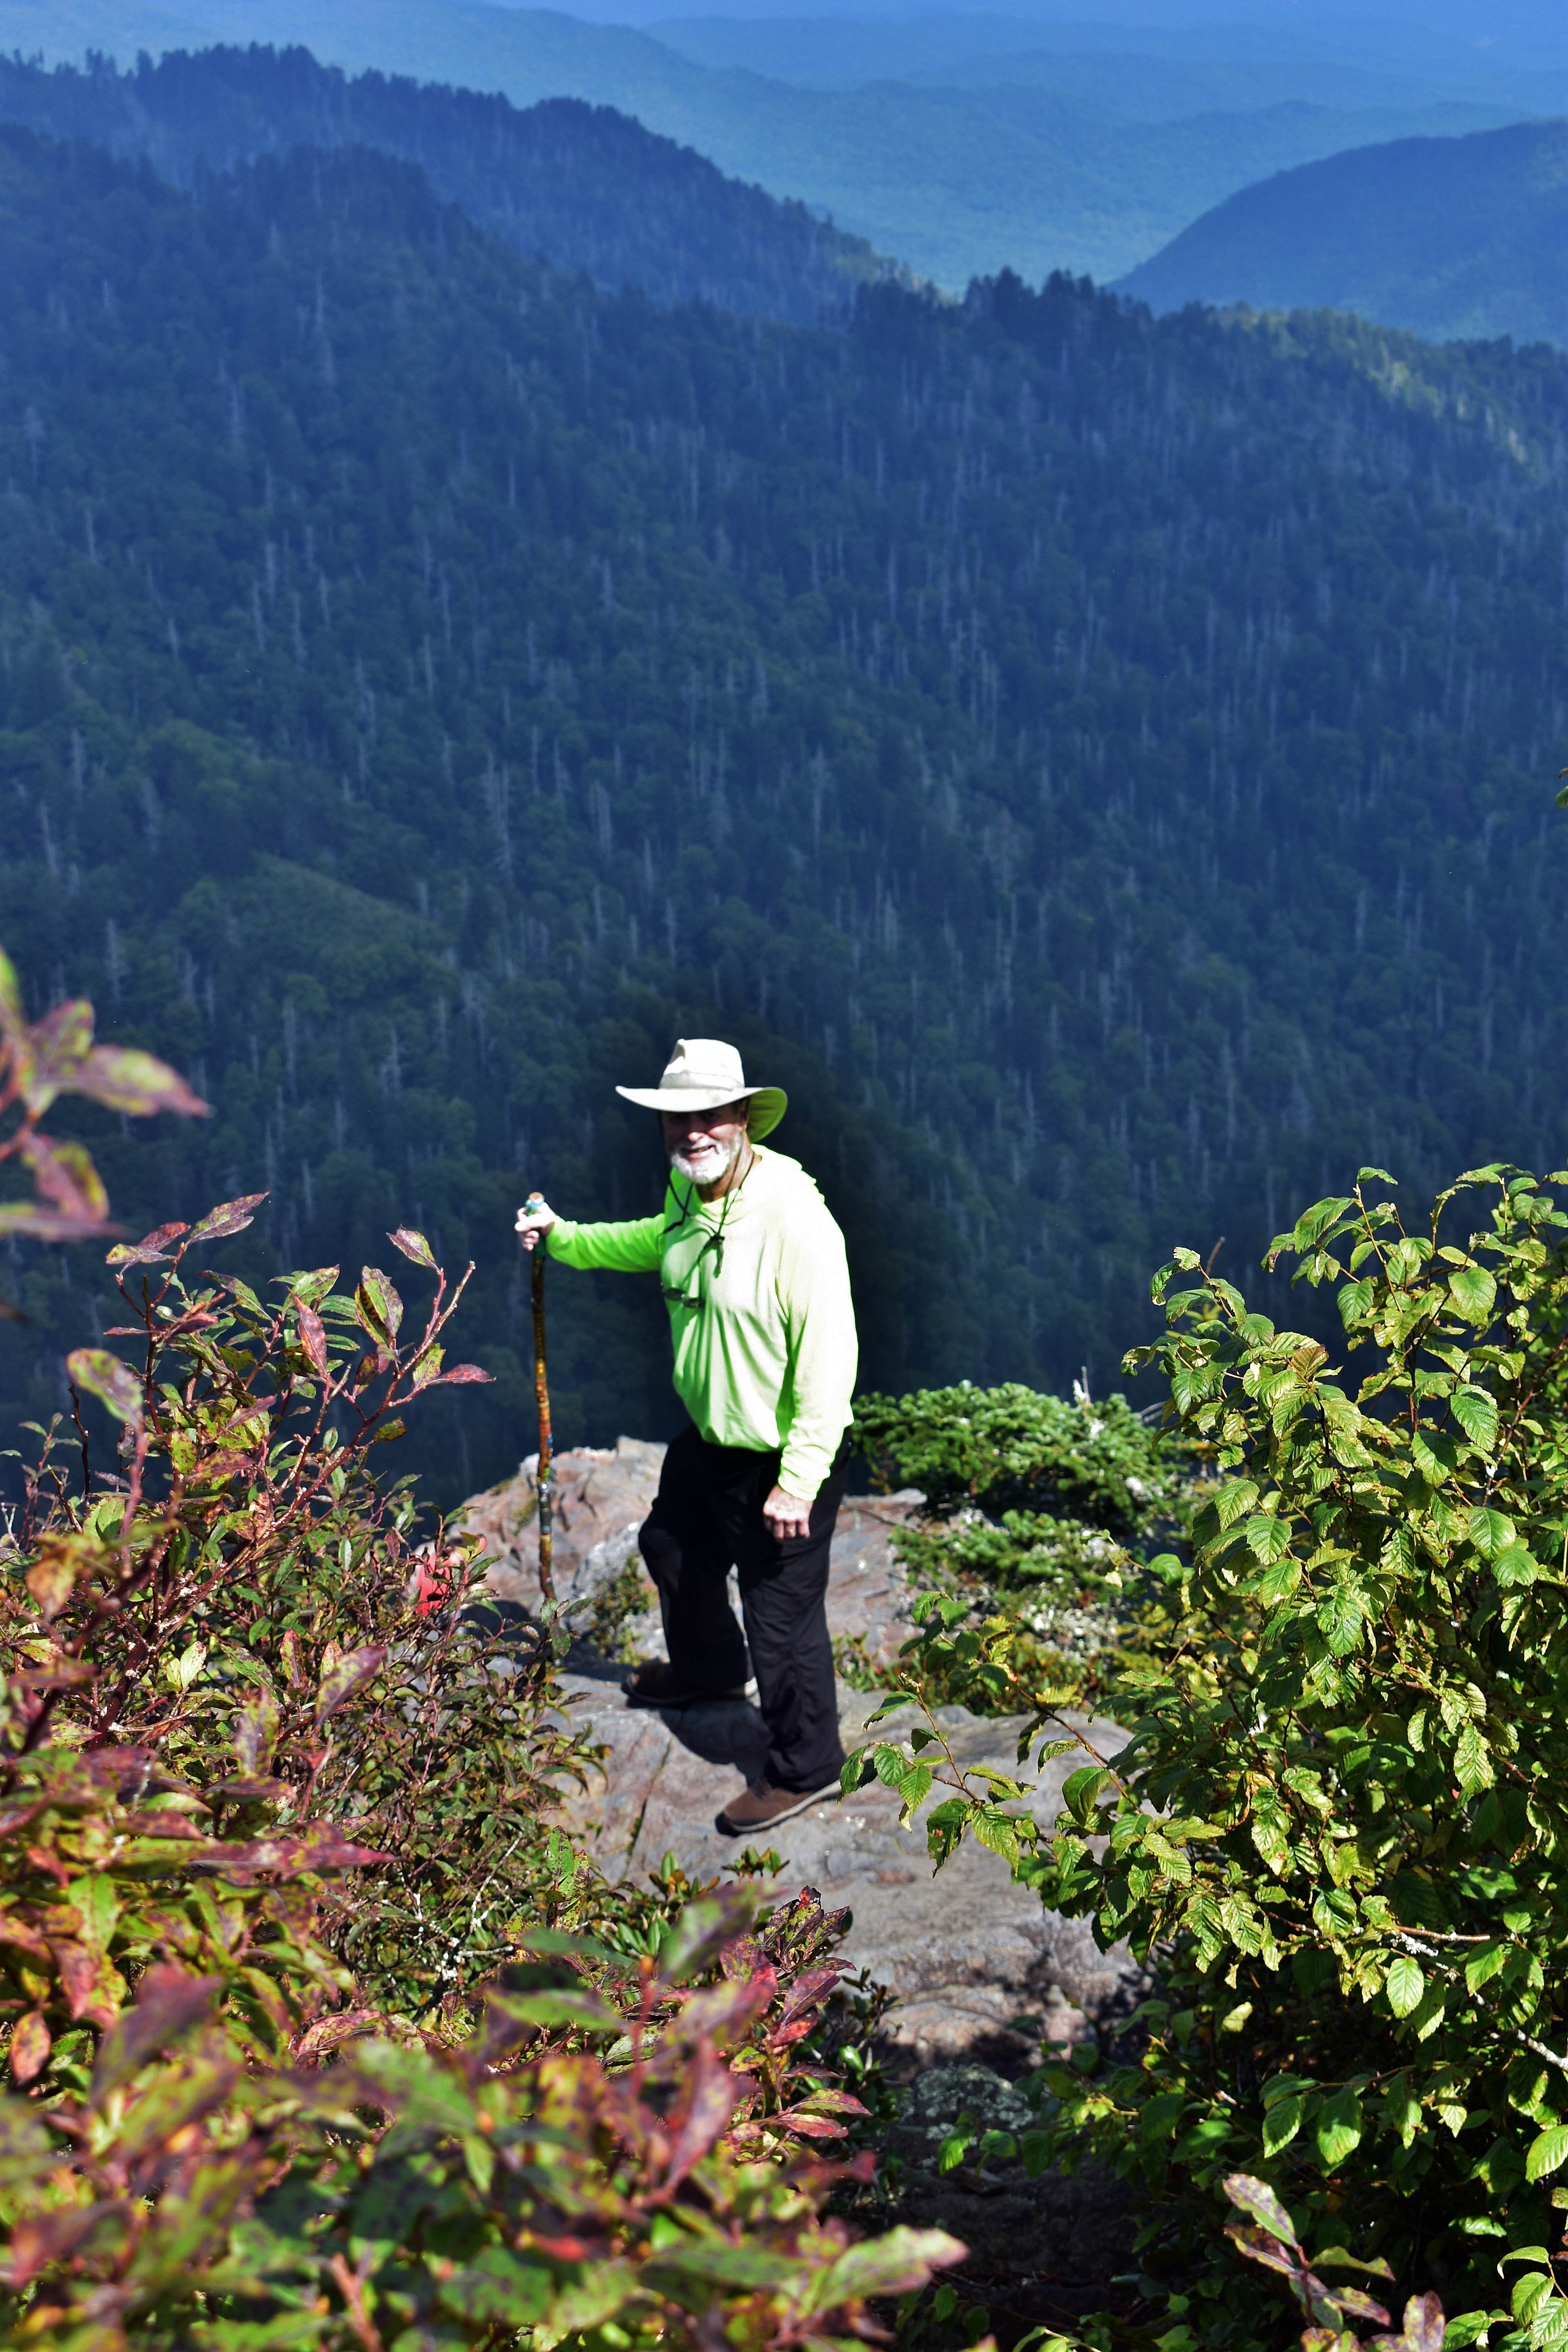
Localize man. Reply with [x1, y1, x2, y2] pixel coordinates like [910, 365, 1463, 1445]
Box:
[515, 1038, 857, 1836]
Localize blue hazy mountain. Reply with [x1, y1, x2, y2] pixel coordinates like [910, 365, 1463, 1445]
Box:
[5, 0, 1530, 285]
[1118, 118, 1568, 349]
[650, 12, 1566, 114]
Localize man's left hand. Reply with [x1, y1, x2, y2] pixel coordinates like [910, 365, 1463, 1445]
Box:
[763, 1485, 813, 1541]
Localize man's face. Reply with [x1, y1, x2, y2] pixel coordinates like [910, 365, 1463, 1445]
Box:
[662, 1101, 749, 1189]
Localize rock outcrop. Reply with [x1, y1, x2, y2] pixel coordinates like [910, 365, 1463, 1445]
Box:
[458, 1440, 1144, 2057]
[458, 1440, 1143, 2288]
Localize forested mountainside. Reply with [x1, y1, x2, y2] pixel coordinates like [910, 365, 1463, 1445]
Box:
[4, 0, 1523, 290]
[4, 123, 1567, 1505]
[1120, 118, 1568, 352]
[0, 47, 897, 324]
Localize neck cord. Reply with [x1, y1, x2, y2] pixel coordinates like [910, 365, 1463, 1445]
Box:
[661, 1141, 757, 1305]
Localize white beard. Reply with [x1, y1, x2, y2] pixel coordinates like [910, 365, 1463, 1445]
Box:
[671, 1131, 745, 1187]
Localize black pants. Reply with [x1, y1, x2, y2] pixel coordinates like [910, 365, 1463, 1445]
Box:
[637, 1423, 851, 1793]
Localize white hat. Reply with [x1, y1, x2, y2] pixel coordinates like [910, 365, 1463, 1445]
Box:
[615, 1038, 787, 1141]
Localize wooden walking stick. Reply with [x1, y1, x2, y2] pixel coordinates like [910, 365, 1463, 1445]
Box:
[523, 1194, 555, 1605]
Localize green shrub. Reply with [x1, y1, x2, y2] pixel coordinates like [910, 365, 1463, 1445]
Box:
[851, 1381, 1192, 1707]
[849, 1166, 1568, 2347]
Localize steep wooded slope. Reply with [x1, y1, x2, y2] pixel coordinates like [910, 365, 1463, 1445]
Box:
[3, 126, 1566, 1502]
[0, 47, 898, 322]
[1119, 118, 1568, 350]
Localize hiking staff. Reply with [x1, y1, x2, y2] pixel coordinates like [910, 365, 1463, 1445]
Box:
[523, 1192, 555, 1604]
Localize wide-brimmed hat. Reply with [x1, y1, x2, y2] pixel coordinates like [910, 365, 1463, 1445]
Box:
[615, 1038, 787, 1141]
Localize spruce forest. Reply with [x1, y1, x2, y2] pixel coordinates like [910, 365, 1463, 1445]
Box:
[7, 30, 1568, 2352]
[3, 94, 1565, 1503]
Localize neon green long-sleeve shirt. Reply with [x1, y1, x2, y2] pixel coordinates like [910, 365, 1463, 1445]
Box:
[545, 1145, 857, 1499]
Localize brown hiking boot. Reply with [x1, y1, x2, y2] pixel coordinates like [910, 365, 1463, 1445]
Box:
[622, 1661, 748, 1711]
[716, 1776, 842, 1836]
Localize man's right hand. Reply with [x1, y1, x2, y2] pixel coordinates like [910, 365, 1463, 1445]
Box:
[515, 1195, 557, 1252]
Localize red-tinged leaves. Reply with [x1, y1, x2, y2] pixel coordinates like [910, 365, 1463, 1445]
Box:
[48, 1937, 118, 2027]
[210, 1775, 294, 1804]
[356, 1265, 403, 1343]
[1333, 2286, 1395, 2325]
[315, 1643, 386, 1724]
[1223, 2176, 1302, 2248]
[67, 1347, 143, 1425]
[0, 1912, 51, 1955]
[1224, 2221, 1300, 2279]
[292, 2008, 383, 2063]
[296, 1302, 329, 1378]
[672, 1973, 778, 2047]
[20, 1134, 109, 1223]
[661, 2040, 741, 2189]
[777, 1962, 847, 2030]
[1395, 2293, 1447, 2352]
[9, 2010, 50, 2083]
[0, 1198, 114, 1243]
[186, 1193, 269, 1246]
[388, 1226, 437, 1269]
[658, 1889, 761, 1984]
[106, 1219, 190, 1267]
[25, 1533, 101, 1621]
[232, 1689, 279, 1776]
[18, 996, 94, 1113]
[91, 1967, 222, 2100]
[67, 1043, 208, 1118]
[190, 1823, 392, 1885]
[432, 1362, 494, 1387]
[12, 1653, 97, 1690]
[4, 2199, 128, 2289]
[184, 1448, 260, 1487]
[771, 2109, 849, 2139]
[803, 2227, 968, 2312]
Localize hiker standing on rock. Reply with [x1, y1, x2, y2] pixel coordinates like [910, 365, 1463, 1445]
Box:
[515, 1038, 857, 1837]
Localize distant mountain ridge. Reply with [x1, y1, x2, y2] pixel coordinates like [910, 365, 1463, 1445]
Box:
[0, 45, 903, 321]
[2, 0, 1530, 287]
[1118, 118, 1568, 351]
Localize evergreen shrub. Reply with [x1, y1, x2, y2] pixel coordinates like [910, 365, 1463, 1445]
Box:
[851, 1381, 1190, 1706]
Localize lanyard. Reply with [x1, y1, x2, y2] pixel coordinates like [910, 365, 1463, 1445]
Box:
[661, 1146, 755, 1311]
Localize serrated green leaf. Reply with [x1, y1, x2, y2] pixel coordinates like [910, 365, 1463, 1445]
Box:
[1315, 2086, 1364, 2171]
[1448, 1265, 1497, 1324]
[1526, 2127, 1568, 2183]
[1245, 1514, 1294, 1566]
[1385, 1955, 1425, 2017]
[1257, 1555, 1302, 1604]
[1463, 1945, 1509, 1993]
[1338, 1278, 1375, 1329]
[1451, 1386, 1499, 1452]
[1261, 2094, 1304, 2154]
[1316, 1580, 1368, 1657]
[1454, 1722, 1494, 1793]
